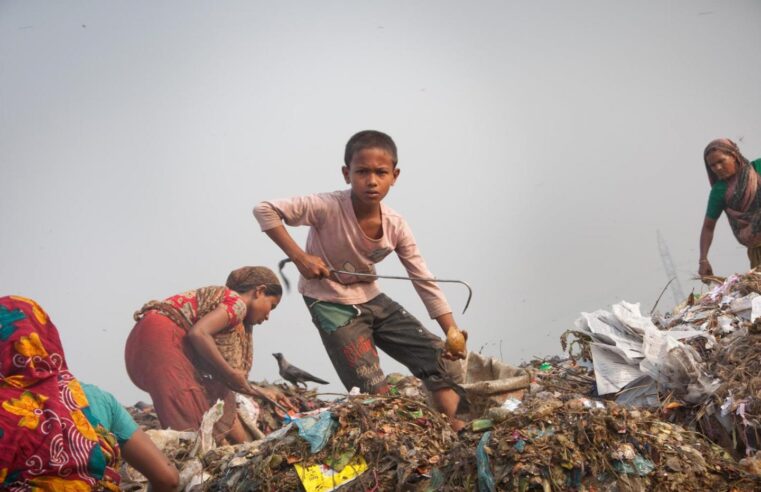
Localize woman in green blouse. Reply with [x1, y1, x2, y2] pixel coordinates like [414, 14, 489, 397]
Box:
[699, 138, 761, 277]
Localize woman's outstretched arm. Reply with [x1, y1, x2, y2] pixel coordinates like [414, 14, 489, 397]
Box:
[122, 429, 179, 492]
[699, 217, 718, 279]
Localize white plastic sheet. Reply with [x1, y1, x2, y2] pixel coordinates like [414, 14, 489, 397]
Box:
[236, 393, 265, 440]
[751, 296, 761, 322]
[197, 399, 224, 456]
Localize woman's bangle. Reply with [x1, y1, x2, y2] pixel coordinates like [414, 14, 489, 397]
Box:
[699, 259, 709, 264]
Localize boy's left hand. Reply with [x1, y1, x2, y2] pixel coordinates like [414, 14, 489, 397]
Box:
[443, 327, 468, 360]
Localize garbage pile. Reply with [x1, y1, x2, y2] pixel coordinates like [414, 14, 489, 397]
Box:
[447, 388, 761, 491]
[122, 375, 459, 491]
[523, 356, 596, 398]
[124, 382, 328, 434]
[120, 382, 329, 491]
[121, 358, 761, 491]
[250, 382, 328, 434]
[115, 269, 761, 490]
[203, 390, 458, 491]
[563, 269, 761, 457]
[126, 401, 161, 430]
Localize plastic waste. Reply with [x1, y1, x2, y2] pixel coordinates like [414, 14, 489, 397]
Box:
[476, 431, 495, 492]
[178, 458, 203, 491]
[501, 397, 522, 411]
[576, 301, 718, 405]
[295, 455, 368, 492]
[191, 399, 224, 458]
[471, 418, 494, 431]
[236, 393, 264, 440]
[613, 454, 655, 476]
[293, 410, 337, 453]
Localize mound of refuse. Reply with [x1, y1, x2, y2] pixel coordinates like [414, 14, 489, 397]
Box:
[118, 271, 761, 490]
[564, 269, 761, 458]
[121, 359, 761, 491]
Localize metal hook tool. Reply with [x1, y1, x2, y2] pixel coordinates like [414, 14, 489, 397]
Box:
[277, 258, 473, 314]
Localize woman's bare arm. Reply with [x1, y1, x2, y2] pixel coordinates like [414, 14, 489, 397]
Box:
[122, 429, 179, 492]
[699, 217, 717, 278]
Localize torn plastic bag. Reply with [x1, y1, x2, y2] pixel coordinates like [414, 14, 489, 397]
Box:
[293, 410, 337, 453]
[615, 375, 660, 407]
[476, 431, 495, 492]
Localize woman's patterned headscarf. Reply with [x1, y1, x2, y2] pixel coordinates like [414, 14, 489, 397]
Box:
[226, 266, 282, 296]
[0, 296, 121, 491]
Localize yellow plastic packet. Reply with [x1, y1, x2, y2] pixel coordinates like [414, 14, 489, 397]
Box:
[294, 456, 368, 492]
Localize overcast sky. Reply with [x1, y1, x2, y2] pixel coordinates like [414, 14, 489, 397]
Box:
[2, 1, 760, 405]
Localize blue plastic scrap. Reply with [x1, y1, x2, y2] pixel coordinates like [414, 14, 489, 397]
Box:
[424, 468, 445, 492]
[612, 454, 654, 476]
[632, 455, 655, 476]
[568, 468, 582, 488]
[476, 431, 496, 492]
[293, 410, 338, 453]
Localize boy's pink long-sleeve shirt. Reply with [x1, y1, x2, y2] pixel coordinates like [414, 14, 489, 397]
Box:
[253, 190, 452, 319]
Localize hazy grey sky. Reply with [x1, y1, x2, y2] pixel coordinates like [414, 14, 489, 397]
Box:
[2, 1, 760, 405]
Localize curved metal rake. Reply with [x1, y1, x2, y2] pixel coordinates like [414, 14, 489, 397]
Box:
[277, 258, 473, 314]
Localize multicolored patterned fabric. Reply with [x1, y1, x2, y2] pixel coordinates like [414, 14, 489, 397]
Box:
[213, 323, 253, 374]
[132, 286, 251, 373]
[0, 296, 121, 491]
[124, 312, 239, 438]
[133, 286, 246, 331]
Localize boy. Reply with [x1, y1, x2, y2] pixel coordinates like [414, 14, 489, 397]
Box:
[253, 130, 468, 430]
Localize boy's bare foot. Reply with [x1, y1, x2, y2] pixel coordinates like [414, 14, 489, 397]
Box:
[450, 417, 466, 432]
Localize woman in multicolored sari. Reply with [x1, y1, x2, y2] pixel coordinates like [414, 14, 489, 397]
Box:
[125, 265, 294, 444]
[0, 296, 179, 492]
[699, 138, 761, 278]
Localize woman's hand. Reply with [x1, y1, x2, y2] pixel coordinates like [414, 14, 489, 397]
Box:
[252, 385, 298, 413]
[225, 369, 256, 395]
[699, 218, 717, 283]
[699, 259, 713, 281]
[294, 253, 331, 280]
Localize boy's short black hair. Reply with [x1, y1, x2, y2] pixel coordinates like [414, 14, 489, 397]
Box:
[344, 130, 398, 167]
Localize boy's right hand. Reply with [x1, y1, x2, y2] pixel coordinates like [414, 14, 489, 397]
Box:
[294, 254, 331, 279]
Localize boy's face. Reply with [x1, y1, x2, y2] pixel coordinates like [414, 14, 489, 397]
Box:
[342, 147, 400, 206]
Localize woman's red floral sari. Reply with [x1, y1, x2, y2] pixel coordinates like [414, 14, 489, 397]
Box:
[0, 296, 121, 491]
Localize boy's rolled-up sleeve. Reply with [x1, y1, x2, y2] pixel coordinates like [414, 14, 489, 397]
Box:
[395, 221, 452, 319]
[253, 194, 329, 231]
